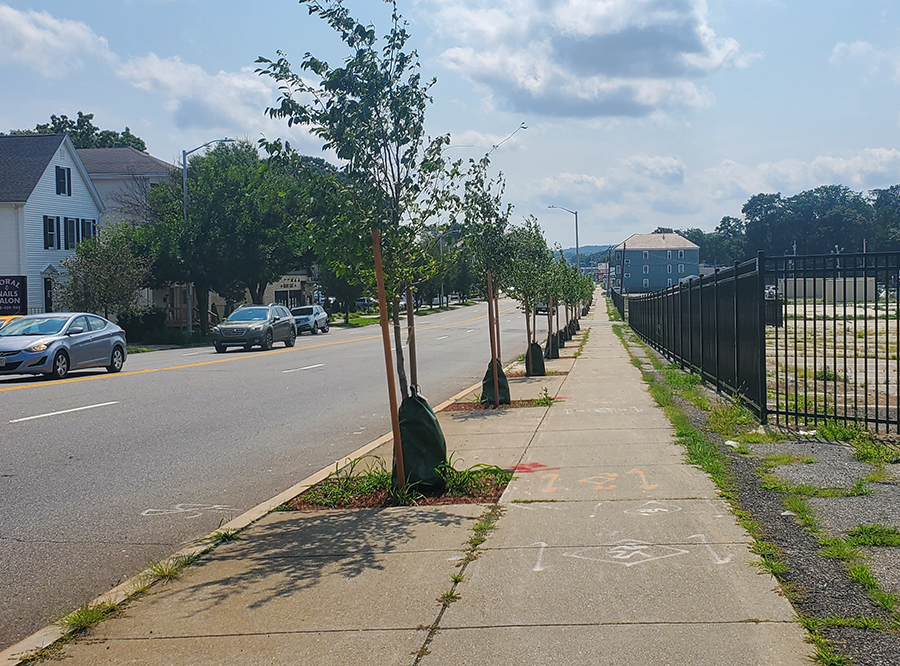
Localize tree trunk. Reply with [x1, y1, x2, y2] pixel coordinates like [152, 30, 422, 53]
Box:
[524, 297, 532, 372]
[392, 299, 409, 399]
[252, 282, 267, 305]
[406, 289, 418, 390]
[493, 289, 501, 362]
[196, 280, 210, 336]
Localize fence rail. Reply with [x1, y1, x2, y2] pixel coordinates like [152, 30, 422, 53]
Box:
[614, 250, 900, 434]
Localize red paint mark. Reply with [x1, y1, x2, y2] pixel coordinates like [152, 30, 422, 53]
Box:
[510, 462, 561, 474]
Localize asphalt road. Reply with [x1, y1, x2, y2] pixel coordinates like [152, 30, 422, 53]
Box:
[0, 299, 547, 650]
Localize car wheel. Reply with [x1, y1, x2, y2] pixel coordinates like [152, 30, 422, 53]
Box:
[262, 330, 274, 350]
[107, 346, 125, 373]
[311, 322, 319, 335]
[49, 350, 69, 379]
[323, 320, 329, 333]
[285, 328, 296, 348]
[215, 342, 226, 353]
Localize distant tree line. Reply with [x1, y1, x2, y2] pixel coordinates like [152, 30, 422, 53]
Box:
[3, 112, 146, 151]
[679, 184, 900, 265]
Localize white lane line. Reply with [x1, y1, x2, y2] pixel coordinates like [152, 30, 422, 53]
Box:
[10, 401, 120, 423]
[437, 335, 449, 340]
[466, 329, 475, 333]
[282, 364, 324, 374]
[183, 351, 203, 357]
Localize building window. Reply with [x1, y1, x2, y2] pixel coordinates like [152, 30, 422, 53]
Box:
[624, 272, 631, 278]
[667, 278, 673, 287]
[43, 216, 56, 249]
[643, 278, 649, 288]
[64, 217, 76, 250]
[642, 265, 649, 274]
[615, 251, 621, 261]
[667, 250, 672, 259]
[55, 166, 71, 196]
[624, 258, 631, 266]
[667, 264, 672, 274]
[642, 250, 649, 259]
[79, 219, 96, 243]
[678, 264, 685, 273]
[678, 249, 685, 259]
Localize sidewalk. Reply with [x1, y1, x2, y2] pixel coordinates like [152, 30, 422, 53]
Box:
[11, 299, 810, 665]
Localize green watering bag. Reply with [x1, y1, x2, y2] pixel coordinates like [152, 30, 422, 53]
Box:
[393, 392, 447, 492]
[481, 359, 511, 405]
[525, 342, 545, 376]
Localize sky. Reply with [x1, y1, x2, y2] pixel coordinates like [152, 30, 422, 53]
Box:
[2, 0, 900, 251]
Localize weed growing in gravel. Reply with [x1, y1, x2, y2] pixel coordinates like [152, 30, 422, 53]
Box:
[819, 539, 863, 562]
[849, 564, 899, 611]
[846, 524, 900, 547]
[707, 401, 758, 439]
[853, 439, 900, 464]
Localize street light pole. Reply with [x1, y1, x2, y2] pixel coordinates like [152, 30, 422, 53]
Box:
[182, 137, 234, 335]
[548, 205, 579, 272]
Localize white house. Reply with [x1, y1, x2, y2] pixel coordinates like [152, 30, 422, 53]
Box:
[0, 134, 105, 314]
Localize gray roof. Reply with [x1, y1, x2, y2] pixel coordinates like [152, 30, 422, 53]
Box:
[77, 147, 173, 178]
[0, 134, 66, 203]
[616, 232, 699, 251]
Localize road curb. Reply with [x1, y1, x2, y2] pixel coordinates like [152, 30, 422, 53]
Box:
[0, 375, 488, 665]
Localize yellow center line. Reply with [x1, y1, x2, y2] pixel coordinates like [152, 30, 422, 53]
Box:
[0, 305, 519, 393]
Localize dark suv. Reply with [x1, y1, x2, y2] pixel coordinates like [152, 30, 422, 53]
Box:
[212, 304, 297, 353]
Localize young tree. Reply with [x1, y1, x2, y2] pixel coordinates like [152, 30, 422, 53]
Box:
[257, 0, 452, 400]
[505, 217, 552, 374]
[54, 223, 151, 318]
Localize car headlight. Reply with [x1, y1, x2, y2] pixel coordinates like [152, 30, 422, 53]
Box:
[27, 342, 49, 353]
[249, 323, 264, 331]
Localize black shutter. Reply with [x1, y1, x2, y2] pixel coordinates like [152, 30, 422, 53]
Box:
[56, 217, 61, 250]
[66, 168, 72, 196]
[55, 166, 65, 195]
[44, 216, 52, 249]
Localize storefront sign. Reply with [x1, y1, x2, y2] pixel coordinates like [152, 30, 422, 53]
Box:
[0, 276, 27, 315]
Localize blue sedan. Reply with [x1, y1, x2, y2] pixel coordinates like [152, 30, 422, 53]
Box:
[0, 313, 127, 379]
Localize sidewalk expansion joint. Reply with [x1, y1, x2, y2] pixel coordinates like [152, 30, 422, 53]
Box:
[429, 619, 799, 631]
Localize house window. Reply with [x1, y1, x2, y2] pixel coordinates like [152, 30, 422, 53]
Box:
[667, 264, 672, 274]
[667, 250, 672, 259]
[79, 219, 96, 243]
[55, 166, 72, 196]
[43, 216, 56, 249]
[64, 217, 77, 250]
[678, 249, 685, 259]
[642, 265, 649, 274]
[678, 264, 685, 273]
[643, 278, 649, 288]
[642, 250, 649, 259]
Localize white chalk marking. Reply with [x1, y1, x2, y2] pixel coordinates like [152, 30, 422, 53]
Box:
[530, 541, 549, 572]
[589, 502, 604, 518]
[688, 534, 733, 564]
[282, 364, 324, 374]
[624, 501, 681, 516]
[142, 503, 235, 519]
[564, 540, 689, 568]
[10, 401, 119, 423]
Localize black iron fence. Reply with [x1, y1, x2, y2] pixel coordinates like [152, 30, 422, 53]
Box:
[615, 250, 900, 434]
[610, 288, 625, 319]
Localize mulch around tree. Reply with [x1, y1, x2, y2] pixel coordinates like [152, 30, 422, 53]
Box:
[440, 399, 553, 412]
[287, 485, 506, 511]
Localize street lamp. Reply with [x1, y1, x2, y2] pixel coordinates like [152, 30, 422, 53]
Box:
[548, 205, 579, 272]
[182, 137, 234, 334]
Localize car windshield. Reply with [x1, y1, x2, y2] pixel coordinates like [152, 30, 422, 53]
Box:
[227, 308, 268, 322]
[292, 307, 314, 316]
[0, 316, 69, 337]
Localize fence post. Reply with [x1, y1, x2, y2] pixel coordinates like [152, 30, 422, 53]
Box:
[734, 260, 740, 398]
[714, 268, 720, 394]
[698, 273, 704, 378]
[757, 251, 768, 424]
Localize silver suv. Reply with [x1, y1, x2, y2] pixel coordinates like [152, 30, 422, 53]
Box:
[212, 304, 297, 352]
[291, 304, 329, 335]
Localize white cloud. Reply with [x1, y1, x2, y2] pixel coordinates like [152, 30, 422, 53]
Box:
[0, 4, 114, 76]
[626, 154, 686, 185]
[115, 54, 292, 138]
[830, 41, 900, 82]
[417, 0, 750, 117]
[540, 172, 608, 195]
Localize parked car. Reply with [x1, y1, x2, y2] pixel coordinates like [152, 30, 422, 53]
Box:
[0, 313, 127, 379]
[354, 297, 376, 312]
[535, 303, 556, 315]
[212, 304, 296, 353]
[291, 304, 329, 335]
[0, 314, 22, 329]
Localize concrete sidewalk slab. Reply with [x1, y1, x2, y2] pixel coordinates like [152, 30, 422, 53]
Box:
[525, 427, 675, 445]
[495, 498, 751, 546]
[424, 623, 808, 666]
[504, 464, 716, 502]
[539, 405, 672, 431]
[520, 443, 683, 468]
[438, 408, 549, 435]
